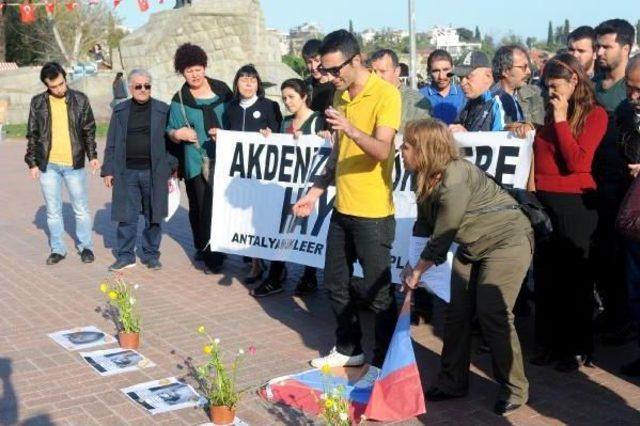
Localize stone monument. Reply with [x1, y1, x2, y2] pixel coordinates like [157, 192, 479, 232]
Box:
[119, 0, 298, 102]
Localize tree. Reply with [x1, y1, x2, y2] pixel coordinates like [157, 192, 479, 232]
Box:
[547, 21, 553, 47]
[474, 26, 481, 41]
[500, 32, 524, 46]
[282, 54, 306, 76]
[6, 3, 120, 66]
[636, 19, 640, 45]
[563, 19, 570, 38]
[480, 34, 496, 58]
[456, 27, 474, 42]
[349, 19, 354, 34]
[525, 37, 537, 49]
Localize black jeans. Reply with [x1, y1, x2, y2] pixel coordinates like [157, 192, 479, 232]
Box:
[534, 191, 598, 357]
[324, 211, 397, 367]
[593, 182, 629, 328]
[117, 168, 161, 263]
[184, 173, 222, 267]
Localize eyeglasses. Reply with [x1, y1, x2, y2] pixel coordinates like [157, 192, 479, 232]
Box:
[512, 63, 529, 72]
[134, 84, 151, 91]
[318, 54, 357, 77]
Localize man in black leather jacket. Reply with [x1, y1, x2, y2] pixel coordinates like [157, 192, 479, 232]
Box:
[24, 62, 99, 265]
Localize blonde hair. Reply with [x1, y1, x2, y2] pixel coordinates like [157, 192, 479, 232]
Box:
[403, 118, 460, 202]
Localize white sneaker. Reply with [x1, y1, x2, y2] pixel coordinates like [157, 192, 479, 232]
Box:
[310, 347, 365, 368]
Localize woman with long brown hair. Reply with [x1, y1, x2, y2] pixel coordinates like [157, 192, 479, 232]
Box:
[531, 53, 607, 371]
[401, 118, 533, 415]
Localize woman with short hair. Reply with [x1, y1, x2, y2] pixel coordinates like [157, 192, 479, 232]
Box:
[167, 43, 233, 274]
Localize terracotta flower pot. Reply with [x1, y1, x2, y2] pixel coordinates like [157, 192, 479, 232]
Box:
[118, 331, 140, 349]
[210, 405, 235, 425]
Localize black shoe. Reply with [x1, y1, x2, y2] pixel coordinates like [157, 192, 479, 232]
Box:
[194, 250, 205, 261]
[250, 279, 283, 298]
[620, 357, 640, 376]
[46, 253, 65, 265]
[425, 387, 465, 401]
[294, 274, 317, 296]
[80, 249, 95, 263]
[109, 259, 136, 271]
[494, 400, 522, 416]
[145, 258, 162, 270]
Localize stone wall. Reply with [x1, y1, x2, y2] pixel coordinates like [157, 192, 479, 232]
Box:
[119, 0, 298, 102]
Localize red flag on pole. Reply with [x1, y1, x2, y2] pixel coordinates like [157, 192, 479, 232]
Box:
[19, 2, 37, 24]
[113, 0, 121, 6]
[45, 1, 55, 14]
[65, 1, 78, 11]
[137, 0, 149, 12]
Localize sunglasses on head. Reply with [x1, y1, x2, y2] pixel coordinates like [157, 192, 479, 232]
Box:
[318, 54, 357, 77]
[134, 84, 151, 91]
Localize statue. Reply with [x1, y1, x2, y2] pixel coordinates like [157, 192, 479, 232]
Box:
[174, 0, 191, 8]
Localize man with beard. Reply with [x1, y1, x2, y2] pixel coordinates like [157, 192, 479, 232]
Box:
[592, 19, 637, 345]
[568, 26, 597, 79]
[420, 49, 466, 125]
[618, 55, 640, 375]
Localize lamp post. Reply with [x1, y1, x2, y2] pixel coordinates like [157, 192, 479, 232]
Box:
[408, 0, 417, 89]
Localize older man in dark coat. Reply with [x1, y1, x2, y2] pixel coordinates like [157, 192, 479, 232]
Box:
[101, 69, 177, 271]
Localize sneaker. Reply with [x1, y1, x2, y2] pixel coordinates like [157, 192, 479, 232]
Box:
[145, 258, 162, 271]
[109, 259, 136, 271]
[46, 253, 65, 265]
[294, 274, 318, 296]
[310, 347, 365, 368]
[80, 249, 95, 263]
[620, 357, 640, 376]
[250, 279, 283, 298]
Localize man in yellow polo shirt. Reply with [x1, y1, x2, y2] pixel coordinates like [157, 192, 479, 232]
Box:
[25, 62, 99, 265]
[293, 30, 401, 368]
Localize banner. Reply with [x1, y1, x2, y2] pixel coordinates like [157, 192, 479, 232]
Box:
[211, 130, 335, 268]
[211, 130, 533, 284]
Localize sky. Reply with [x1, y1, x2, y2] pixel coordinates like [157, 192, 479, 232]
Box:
[117, 0, 639, 42]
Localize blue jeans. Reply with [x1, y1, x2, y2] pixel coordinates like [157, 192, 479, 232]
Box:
[39, 163, 93, 255]
[627, 241, 640, 346]
[116, 168, 162, 263]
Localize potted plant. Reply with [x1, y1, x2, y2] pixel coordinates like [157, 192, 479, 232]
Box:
[195, 326, 253, 425]
[99, 276, 141, 349]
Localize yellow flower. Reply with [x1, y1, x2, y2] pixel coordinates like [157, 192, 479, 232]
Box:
[197, 326, 205, 334]
[324, 399, 334, 409]
[203, 345, 213, 354]
[320, 364, 331, 375]
[99, 283, 109, 293]
[108, 291, 118, 300]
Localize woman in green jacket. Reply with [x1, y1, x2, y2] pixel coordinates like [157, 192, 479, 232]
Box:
[400, 118, 533, 416]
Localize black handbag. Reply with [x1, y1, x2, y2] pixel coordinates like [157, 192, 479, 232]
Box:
[475, 171, 554, 242]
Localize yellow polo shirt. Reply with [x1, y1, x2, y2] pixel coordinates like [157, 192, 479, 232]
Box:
[334, 73, 401, 218]
[48, 95, 73, 166]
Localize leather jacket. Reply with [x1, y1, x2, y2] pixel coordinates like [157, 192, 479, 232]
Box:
[25, 89, 97, 171]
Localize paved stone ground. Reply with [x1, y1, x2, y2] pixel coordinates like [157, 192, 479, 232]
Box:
[1, 137, 640, 426]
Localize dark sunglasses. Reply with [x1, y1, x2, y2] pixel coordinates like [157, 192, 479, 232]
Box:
[134, 84, 151, 91]
[318, 54, 357, 77]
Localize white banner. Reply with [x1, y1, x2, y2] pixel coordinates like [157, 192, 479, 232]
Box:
[211, 130, 533, 285]
[211, 130, 335, 268]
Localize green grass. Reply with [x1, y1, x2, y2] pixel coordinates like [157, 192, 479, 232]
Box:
[4, 123, 109, 138]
